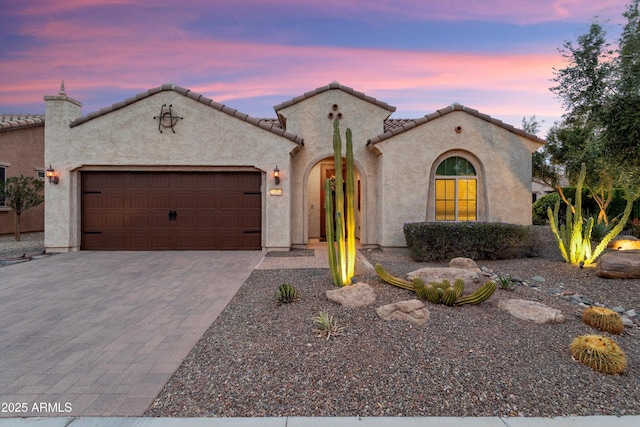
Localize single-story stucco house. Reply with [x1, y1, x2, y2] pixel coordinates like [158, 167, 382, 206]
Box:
[43, 81, 545, 252]
[0, 114, 45, 236]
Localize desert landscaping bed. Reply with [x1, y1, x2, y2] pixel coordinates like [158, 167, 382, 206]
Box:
[146, 249, 640, 418]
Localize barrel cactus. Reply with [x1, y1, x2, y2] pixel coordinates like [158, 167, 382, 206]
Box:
[569, 334, 626, 374]
[581, 307, 624, 335]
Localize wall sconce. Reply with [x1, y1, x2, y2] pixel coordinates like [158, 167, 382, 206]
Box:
[46, 165, 59, 184]
[274, 166, 280, 185]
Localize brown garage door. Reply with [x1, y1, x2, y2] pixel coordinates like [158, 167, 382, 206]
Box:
[81, 172, 261, 250]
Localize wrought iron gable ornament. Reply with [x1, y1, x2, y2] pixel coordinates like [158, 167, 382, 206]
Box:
[153, 104, 183, 133]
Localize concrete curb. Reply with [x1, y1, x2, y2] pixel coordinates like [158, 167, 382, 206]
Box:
[0, 416, 639, 427]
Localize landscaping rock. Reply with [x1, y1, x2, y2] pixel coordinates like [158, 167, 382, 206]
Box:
[326, 282, 376, 308]
[407, 267, 481, 284]
[376, 299, 430, 326]
[621, 316, 634, 328]
[498, 299, 565, 324]
[448, 257, 480, 272]
[595, 250, 640, 279]
[607, 235, 640, 251]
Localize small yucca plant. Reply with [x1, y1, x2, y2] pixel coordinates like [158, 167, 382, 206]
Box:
[497, 273, 516, 291]
[313, 311, 343, 340]
[274, 283, 299, 304]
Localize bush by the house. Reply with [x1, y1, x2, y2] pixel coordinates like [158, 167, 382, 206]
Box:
[403, 222, 539, 262]
[532, 193, 560, 225]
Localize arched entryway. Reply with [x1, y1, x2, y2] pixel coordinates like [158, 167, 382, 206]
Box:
[306, 156, 363, 243]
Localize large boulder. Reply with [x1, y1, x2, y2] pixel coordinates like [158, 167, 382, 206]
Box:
[326, 282, 376, 308]
[407, 267, 481, 284]
[498, 299, 565, 324]
[376, 299, 430, 326]
[596, 250, 640, 279]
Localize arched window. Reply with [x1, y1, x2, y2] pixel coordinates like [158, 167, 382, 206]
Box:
[435, 156, 477, 221]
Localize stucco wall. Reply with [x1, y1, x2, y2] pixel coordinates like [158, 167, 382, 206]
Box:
[0, 125, 45, 236]
[44, 90, 298, 252]
[278, 90, 391, 246]
[371, 111, 540, 248]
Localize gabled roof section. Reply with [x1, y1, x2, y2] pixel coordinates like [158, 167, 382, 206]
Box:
[368, 103, 546, 146]
[0, 114, 45, 132]
[273, 81, 396, 114]
[69, 84, 303, 145]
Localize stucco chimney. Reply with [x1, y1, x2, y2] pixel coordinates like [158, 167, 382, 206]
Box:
[43, 81, 83, 253]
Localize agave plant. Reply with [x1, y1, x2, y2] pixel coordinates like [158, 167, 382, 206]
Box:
[274, 283, 299, 304]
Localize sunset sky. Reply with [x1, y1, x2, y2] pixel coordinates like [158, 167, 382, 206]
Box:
[0, 0, 631, 136]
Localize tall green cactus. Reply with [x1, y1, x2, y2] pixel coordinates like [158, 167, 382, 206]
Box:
[548, 163, 638, 266]
[325, 119, 357, 287]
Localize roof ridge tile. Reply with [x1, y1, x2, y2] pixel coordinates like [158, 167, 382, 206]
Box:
[273, 82, 396, 113]
[369, 103, 546, 146]
[67, 84, 303, 145]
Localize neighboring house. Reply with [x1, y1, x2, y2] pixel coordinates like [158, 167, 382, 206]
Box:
[44, 82, 545, 252]
[0, 114, 45, 236]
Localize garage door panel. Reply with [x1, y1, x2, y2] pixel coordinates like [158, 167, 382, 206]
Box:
[243, 194, 261, 209]
[82, 171, 261, 250]
[243, 234, 261, 249]
[105, 194, 125, 209]
[103, 174, 125, 189]
[130, 234, 149, 249]
[105, 213, 125, 228]
[148, 234, 171, 249]
[176, 194, 199, 209]
[219, 233, 240, 249]
[220, 213, 240, 228]
[150, 194, 171, 208]
[103, 234, 125, 248]
[242, 214, 261, 229]
[130, 213, 150, 228]
[197, 214, 215, 227]
[130, 194, 150, 209]
[197, 196, 216, 209]
[222, 194, 241, 209]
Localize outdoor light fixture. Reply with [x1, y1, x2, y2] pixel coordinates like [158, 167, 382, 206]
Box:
[45, 165, 59, 184]
[274, 166, 280, 185]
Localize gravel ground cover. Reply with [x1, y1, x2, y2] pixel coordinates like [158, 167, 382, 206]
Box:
[146, 244, 640, 418]
[0, 232, 45, 260]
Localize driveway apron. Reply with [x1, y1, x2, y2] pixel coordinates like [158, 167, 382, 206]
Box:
[0, 250, 264, 417]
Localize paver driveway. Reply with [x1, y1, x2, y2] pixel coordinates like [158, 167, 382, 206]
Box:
[0, 250, 264, 417]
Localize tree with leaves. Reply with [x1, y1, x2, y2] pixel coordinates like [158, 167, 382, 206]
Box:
[546, 18, 629, 225]
[525, 115, 560, 188]
[0, 175, 44, 241]
[543, 0, 640, 264]
[602, 0, 640, 182]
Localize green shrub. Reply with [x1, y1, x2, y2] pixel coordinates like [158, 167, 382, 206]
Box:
[403, 222, 539, 262]
[533, 193, 560, 225]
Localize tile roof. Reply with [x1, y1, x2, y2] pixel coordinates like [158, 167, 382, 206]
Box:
[273, 81, 396, 114]
[371, 103, 546, 146]
[69, 84, 304, 145]
[0, 114, 45, 132]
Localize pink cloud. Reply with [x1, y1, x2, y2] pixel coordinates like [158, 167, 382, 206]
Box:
[2, 35, 565, 112]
